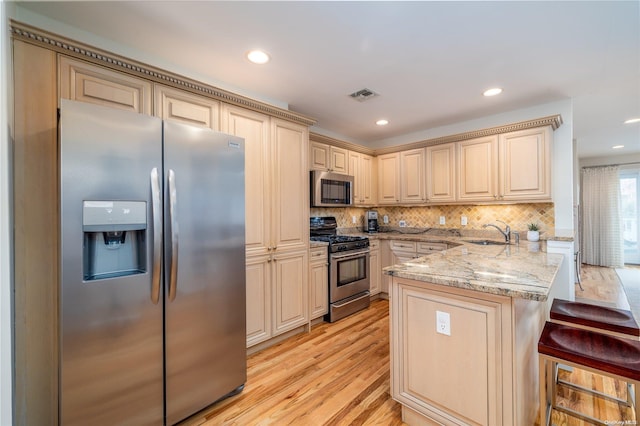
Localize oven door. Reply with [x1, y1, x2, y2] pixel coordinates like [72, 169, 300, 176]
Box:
[329, 249, 370, 303]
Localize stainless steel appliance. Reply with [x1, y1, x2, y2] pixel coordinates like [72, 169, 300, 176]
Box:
[310, 217, 370, 322]
[59, 99, 246, 425]
[366, 210, 379, 233]
[310, 170, 354, 207]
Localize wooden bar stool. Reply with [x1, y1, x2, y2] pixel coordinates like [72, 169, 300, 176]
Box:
[549, 298, 639, 410]
[538, 321, 640, 426]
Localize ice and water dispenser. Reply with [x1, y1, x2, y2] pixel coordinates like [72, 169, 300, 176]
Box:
[83, 201, 147, 281]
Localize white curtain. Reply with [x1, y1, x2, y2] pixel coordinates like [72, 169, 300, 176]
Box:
[581, 165, 623, 267]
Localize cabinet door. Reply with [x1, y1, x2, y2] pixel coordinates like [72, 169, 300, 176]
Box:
[246, 255, 272, 347]
[499, 127, 551, 201]
[59, 55, 152, 114]
[426, 143, 456, 203]
[378, 152, 401, 204]
[271, 118, 309, 252]
[309, 141, 330, 171]
[154, 84, 219, 130]
[350, 151, 376, 205]
[221, 105, 271, 256]
[369, 249, 381, 295]
[273, 250, 309, 335]
[400, 148, 426, 203]
[458, 136, 499, 202]
[330, 146, 349, 174]
[309, 249, 329, 319]
[391, 281, 503, 426]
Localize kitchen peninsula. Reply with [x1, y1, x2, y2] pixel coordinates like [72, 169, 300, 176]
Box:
[384, 241, 563, 426]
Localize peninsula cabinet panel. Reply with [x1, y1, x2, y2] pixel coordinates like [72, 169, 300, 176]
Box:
[400, 148, 426, 203]
[349, 151, 377, 205]
[273, 250, 309, 334]
[369, 240, 381, 296]
[378, 152, 401, 204]
[59, 55, 152, 114]
[499, 127, 551, 201]
[426, 143, 456, 203]
[457, 136, 499, 202]
[221, 104, 271, 256]
[154, 84, 220, 130]
[246, 255, 272, 347]
[392, 280, 503, 426]
[271, 118, 309, 252]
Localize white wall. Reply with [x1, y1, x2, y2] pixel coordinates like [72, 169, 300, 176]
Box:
[2, 2, 14, 425]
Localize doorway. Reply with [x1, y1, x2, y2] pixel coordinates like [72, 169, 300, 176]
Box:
[621, 169, 640, 264]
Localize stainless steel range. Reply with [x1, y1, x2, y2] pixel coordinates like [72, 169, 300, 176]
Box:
[310, 217, 370, 322]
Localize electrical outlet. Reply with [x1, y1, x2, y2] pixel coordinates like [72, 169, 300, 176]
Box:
[352, 215, 357, 224]
[439, 216, 445, 225]
[461, 216, 468, 226]
[383, 215, 389, 224]
[436, 311, 451, 336]
[399, 220, 407, 227]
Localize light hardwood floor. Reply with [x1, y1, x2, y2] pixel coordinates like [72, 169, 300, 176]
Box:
[181, 265, 637, 426]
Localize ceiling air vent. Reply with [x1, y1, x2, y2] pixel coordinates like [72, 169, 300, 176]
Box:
[349, 88, 379, 102]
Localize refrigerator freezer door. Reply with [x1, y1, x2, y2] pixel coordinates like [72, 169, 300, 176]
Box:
[163, 121, 247, 424]
[59, 100, 164, 425]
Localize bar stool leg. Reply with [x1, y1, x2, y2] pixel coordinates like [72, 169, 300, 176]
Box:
[574, 251, 584, 291]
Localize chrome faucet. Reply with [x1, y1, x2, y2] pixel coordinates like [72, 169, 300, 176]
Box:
[483, 220, 511, 243]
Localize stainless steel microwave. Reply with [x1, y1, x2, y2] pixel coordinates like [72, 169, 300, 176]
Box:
[310, 170, 354, 207]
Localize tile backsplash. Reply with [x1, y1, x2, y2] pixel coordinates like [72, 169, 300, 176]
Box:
[311, 203, 555, 235]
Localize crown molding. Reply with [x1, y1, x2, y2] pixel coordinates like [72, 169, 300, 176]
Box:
[10, 20, 317, 127]
[309, 133, 376, 156]
[373, 115, 563, 155]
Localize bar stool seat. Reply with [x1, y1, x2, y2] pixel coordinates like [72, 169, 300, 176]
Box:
[538, 321, 640, 426]
[550, 298, 640, 340]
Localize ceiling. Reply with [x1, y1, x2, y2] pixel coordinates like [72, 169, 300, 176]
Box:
[14, 1, 640, 158]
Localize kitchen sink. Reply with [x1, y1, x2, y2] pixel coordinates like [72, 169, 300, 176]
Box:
[466, 239, 509, 246]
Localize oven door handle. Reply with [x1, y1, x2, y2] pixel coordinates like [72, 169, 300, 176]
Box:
[330, 249, 370, 261]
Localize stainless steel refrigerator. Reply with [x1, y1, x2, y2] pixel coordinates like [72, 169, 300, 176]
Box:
[59, 99, 246, 425]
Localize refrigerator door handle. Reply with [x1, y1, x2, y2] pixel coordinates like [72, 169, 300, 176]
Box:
[168, 169, 179, 302]
[150, 167, 162, 305]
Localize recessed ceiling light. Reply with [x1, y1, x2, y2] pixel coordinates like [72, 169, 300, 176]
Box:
[247, 50, 270, 64]
[612, 145, 624, 149]
[624, 118, 640, 124]
[483, 88, 503, 97]
[376, 119, 389, 126]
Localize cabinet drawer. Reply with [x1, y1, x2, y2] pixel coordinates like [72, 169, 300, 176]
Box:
[309, 247, 328, 262]
[390, 240, 416, 251]
[369, 239, 380, 250]
[417, 242, 447, 253]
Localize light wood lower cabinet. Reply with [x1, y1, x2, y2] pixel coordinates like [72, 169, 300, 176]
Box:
[390, 277, 546, 426]
[309, 247, 329, 319]
[369, 240, 381, 296]
[246, 249, 309, 348]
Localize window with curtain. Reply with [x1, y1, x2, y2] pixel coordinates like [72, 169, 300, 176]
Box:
[580, 165, 623, 267]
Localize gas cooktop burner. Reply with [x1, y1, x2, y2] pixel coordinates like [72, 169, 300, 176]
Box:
[310, 235, 367, 244]
[310, 217, 369, 253]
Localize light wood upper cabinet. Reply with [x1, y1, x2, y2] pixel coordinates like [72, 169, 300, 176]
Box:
[309, 141, 349, 174]
[457, 136, 499, 202]
[400, 148, 426, 203]
[59, 55, 152, 114]
[272, 118, 309, 252]
[426, 143, 456, 203]
[154, 84, 219, 130]
[377, 152, 401, 204]
[221, 104, 271, 256]
[499, 127, 551, 201]
[349, 151, 377, 205]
